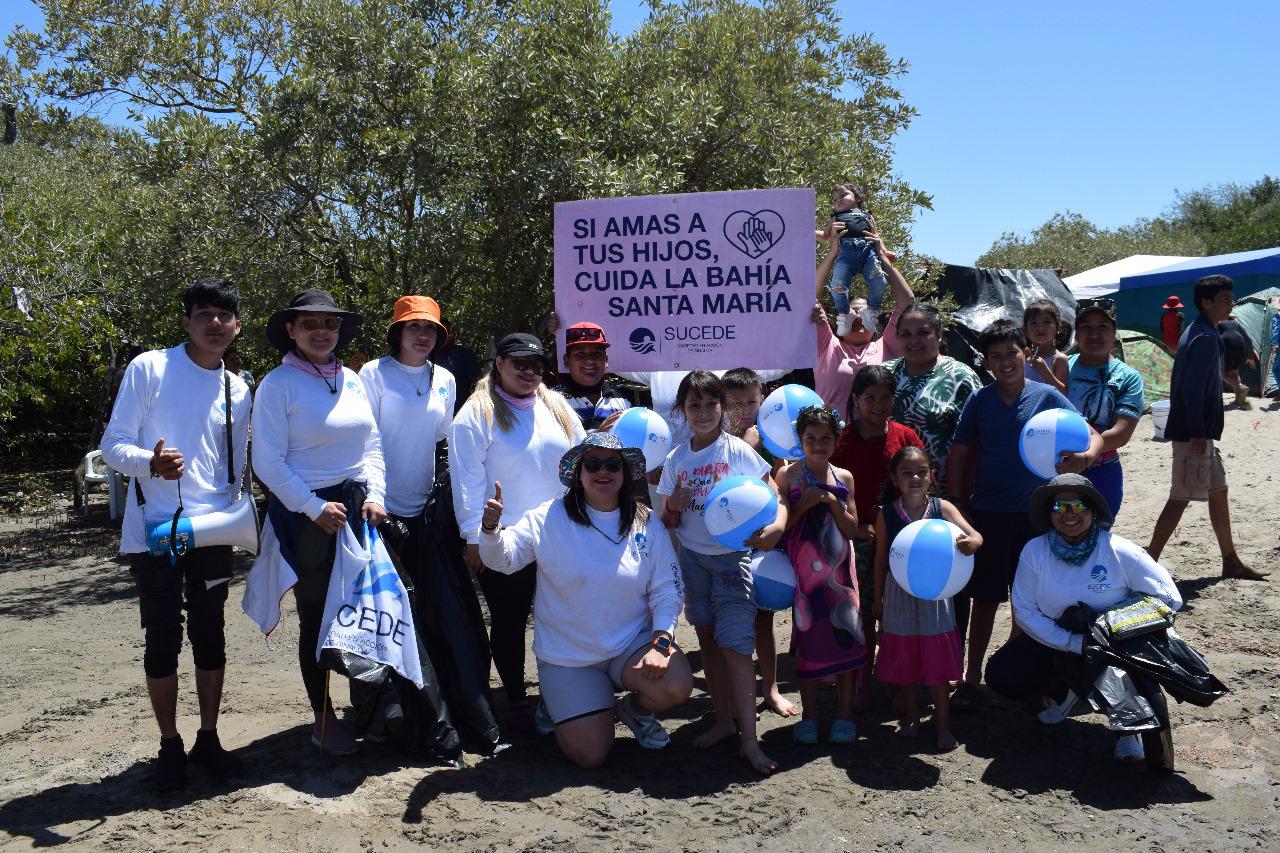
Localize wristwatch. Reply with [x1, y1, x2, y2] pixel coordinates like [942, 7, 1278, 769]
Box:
[651, 635, 674, 657]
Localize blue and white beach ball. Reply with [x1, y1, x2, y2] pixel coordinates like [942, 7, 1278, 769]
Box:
[888, 519, 973, 601]
[757, 384, 825, 460]
[703, 475, 779, 551]
[750, 549, 796, 611]
[610, 406, 671, 472]
[1018, 407, 1091, 480]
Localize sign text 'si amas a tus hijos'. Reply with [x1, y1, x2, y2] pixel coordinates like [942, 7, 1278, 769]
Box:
[553, 188, 816, 371]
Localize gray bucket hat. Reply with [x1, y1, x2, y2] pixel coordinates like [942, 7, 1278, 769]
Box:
[559, 431, 646, 488]
[1028, 473, 1114, 532]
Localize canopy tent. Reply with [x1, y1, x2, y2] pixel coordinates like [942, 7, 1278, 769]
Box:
[1231, 288, 1279, 396]
[1112, 246, 1280, 338]
[1063, 255, 1196, 300]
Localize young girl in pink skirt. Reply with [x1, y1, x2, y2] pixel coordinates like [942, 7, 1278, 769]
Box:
[872, 446, 981, 751]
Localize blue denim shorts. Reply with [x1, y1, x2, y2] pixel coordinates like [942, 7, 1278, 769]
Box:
[678, 546, 756, 656]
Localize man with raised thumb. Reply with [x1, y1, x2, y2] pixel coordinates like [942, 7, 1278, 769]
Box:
[100, 277, 252, 789]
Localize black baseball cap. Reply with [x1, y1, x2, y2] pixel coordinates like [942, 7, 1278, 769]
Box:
[496, 332, 546, 361]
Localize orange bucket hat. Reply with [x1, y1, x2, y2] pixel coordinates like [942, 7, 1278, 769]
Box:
[390, 295, 444, 331]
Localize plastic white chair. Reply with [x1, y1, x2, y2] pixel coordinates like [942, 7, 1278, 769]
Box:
[78, 450, 125, 520]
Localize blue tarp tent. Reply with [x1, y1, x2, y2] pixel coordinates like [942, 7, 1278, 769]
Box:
[1113, 246, 1280, 338]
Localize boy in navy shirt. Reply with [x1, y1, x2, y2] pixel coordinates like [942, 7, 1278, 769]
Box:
[946, 320, 1102, 709]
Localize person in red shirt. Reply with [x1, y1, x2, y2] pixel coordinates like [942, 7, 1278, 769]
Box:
[1160, 295, 1185, 352]
[831, 364, 924, 706]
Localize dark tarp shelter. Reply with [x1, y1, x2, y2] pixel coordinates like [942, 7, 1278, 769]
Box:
[934, 265, 1076, 379]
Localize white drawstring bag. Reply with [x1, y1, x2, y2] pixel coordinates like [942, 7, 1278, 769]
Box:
[316, 523, 424, 688]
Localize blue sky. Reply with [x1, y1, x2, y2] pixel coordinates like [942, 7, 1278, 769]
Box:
[6, 1, 1278, 265]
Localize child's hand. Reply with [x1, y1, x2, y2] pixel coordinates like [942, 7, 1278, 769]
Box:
[668, 472, 693, 513]
[797, 485, 829, 512]
[811, 301, 825, 324]
[744, 522, 783, 550]
[855, 523, 875, 541]
[955, 533, 979, 556]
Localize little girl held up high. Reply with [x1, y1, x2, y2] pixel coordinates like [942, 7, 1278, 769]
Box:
[873, 446, 981, 752]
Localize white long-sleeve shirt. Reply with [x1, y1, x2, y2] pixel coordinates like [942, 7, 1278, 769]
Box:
[480, 500, 683, 666]
[359, 357, 456, 517]
[251, 364, 385, 520]
[1012, 531, 1183, 654]
[449, 395, 584, 544]
[100, 346, 251, 554]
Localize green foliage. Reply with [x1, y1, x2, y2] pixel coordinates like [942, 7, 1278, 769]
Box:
[977, 175, 1280, 276]
[1173, 176, 1280, 256]
[2, 0, 929, 453]
[976, 211, 1204, 276]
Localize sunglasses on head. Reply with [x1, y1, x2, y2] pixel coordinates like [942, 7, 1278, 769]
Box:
[1076, 298, 1115, 312]
[566, 326, 606, 344]
[1051, 498, 1090, 515]
[296, 316, 343, 332]
[582, 457, 624, 474]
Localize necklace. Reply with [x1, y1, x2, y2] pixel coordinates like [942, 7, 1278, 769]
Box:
[302, 353, 338, 394]
[588, 519, 628, 545]
[895, 497, 932, 523]
[391, 357, 429, 396]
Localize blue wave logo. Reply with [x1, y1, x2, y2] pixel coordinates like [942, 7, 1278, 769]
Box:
[354, 559, 402, 598]
[629, 327, 657, 355]
[1090, 564, 1107, 583]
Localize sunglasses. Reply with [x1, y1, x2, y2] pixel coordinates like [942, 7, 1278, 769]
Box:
[1076, 298, 1116, 315]
[582, 457, 624, 474]
[506, 357, 543, 374]
[1051, 498, 1091, 515]
[296, 316, 343, 332]
[566, 326, 606, 345]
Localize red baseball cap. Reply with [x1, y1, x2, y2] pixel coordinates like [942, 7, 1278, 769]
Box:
[565, 322, 610, 349]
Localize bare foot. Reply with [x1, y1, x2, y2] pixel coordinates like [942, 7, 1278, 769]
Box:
[895, 719, 920, 739]
[739, 742, 778, 775]
[936, 728, 957, 752]
[693, 719, 738, 749]
[764, 688, 800, 718]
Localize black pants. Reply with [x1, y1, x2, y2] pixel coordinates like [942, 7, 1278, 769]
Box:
[477, 562, 536, 704]
[985, 633, 1069, 702]
[130, 546, 232, 679]
[271, 481, 366, 713]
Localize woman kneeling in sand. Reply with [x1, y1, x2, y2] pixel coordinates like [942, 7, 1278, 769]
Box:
[478, 432, 692, 768]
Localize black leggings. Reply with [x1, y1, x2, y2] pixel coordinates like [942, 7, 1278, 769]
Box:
[273, 482, 366, 713]
[985, 633, 1069, 702]
[130, 546, 232, 679]
[477, 562, 536, 704]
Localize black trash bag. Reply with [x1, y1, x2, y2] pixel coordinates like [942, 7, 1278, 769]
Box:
[411, 446, 506, 753]
[1051, 645, 1163, 732]
[1085, 620, 1229, 708]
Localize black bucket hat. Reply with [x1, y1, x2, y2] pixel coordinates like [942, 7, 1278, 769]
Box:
[1029, 473, 1114, 532]
[265, 289, 364, 355]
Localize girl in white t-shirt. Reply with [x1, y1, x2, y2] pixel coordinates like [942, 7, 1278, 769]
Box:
[658, 370, 786, 775]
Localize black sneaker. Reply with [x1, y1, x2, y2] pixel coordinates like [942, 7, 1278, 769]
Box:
[188, 729, 243, 779]
[152, 735, 187, 790]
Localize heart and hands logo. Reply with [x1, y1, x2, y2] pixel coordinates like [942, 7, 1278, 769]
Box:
[723, 210, 785, 258]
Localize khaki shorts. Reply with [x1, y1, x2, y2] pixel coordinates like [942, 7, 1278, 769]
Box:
[1170, 440, 1228, 501]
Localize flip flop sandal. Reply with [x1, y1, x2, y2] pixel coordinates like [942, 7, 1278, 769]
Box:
[792, 719, 819, 744]
[829, 719, 856, 744]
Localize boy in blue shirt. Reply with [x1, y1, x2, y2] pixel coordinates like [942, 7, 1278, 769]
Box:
[946, 320, 1102, 709]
